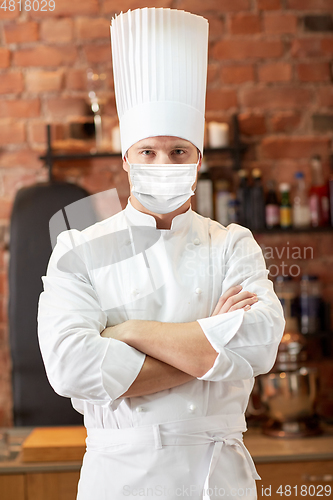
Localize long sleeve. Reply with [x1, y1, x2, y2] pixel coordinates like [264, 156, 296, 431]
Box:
[197, 224, 285, 382]
[37, 229, 146, 406]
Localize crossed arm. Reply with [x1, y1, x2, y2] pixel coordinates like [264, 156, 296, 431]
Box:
[101, 286, 258, 397]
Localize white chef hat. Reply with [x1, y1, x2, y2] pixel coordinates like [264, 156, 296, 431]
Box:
[110, 8, 209, 157]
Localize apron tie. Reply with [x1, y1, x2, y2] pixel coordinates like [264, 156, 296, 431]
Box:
[203, 436, 261, 500]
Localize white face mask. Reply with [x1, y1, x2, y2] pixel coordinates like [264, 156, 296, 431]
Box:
[127, 157, 200, 214]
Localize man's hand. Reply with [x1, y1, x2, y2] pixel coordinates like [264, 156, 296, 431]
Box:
[211, 285, 258, 316]
[101, 322, 128, 341]
[101, 285, 258, 341]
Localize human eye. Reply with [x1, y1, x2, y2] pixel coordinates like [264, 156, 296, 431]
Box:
[140, 150, 154, 157]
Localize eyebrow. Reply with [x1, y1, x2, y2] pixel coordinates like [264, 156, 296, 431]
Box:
[135, 144, 190, 150]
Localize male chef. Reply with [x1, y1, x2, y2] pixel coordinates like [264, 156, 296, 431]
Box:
[38, 8, 285, 500]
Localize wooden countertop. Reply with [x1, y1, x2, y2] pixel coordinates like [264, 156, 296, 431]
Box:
[1, 425, 333, 474]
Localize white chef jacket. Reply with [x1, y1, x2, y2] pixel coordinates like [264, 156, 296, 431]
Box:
[38, 200, 284, 500]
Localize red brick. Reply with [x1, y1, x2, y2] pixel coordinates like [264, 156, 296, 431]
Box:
[286, 0, 333, 10]
[270, 112, 301, 133]
[0, 99, 40, 118]
[318, 87, 333, 107]
[26, 70, 64, 93]
[321, 38, 333, 55]
[66, 69, 89, 91]
[258, 62, 292, 83]
[0, 121, 25, 146]
[67, 68, 114, 92]
[205, 14, 225, 40]
[213, 39, 283, 60]
[291, 38, 323, 58]
[83, 44, 111, 66]
[103, 0, 172, 13]
[76, 17, 110, 41]
[257, 0, 281, 8]
[239, 113, 267, 135]
[264, 13, 298, 34]
[206, 89, 238, 111]
[28, 121, 47, 145]
[261, 137, 330, 160]
[220, 64, 255, 84]
[28, 0, 98, 17]
[228, 14, 261, 35]
[297, 62, 331, 83]
[0, 49, 10, 69]
[3, 22, 38, 44]
[40, 19, 73, 44]
[28, 122, 68, 145]
[0, 148, 41, 169]
[13, 46, 77, 67]
[0, 72, 24, 94]
[207, 64, 219, 86]
[241, 87, 313, 109]
[1, 171, 41, 200]
[45, 98, 89, 118]
[0, 7, 19, 19]
[0, 200, 12, 220]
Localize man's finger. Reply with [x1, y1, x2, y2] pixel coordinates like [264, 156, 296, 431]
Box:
[211, 285, 243, 316]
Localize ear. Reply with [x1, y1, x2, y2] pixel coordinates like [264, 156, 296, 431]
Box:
[197, 152, 202, 173]
[122, 157, 129, 173]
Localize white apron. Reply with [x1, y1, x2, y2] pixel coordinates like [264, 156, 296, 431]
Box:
[77, 414, 260, 500]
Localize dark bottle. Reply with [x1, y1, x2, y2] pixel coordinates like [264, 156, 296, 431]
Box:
[236, 169, 250, 228]
[265, 180, 280, 229]
[196, 157, 214, 218]
[250, 168, 265, 231]
[328, 154, 333, 226]
[300, 275, 322, 335]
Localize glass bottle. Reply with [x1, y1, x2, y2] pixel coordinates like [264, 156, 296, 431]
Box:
[279, 183, 292, 229]
[196, 157, 214, 218]
[250, 168, 265, 231]
[215, 180, 230, 226]
[328, 154, 333, 226]
[292, 171, 311, 229]
[309, 155, 329, 227]
[300, 275, 322, 335]
[236, 169, 250, 228]
[265, 179, 280, 229]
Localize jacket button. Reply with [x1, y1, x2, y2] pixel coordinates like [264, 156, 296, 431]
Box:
[195, 288, 202, 295]
[188, 404, 196, 413]
[193, 238, 201, 245]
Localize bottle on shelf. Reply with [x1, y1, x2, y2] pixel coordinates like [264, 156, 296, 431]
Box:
[265, 180, 280, 230]
[250, 168, 265, 231]
[279, 183, 292, 229]
[328, 153, 333, 226]
[227, 193, 239, 224]
[292, 171, 311, 229]
[236, 169, 250, 228]
[195, 157, 214, 218]
[300, 275, 322, 335]
[309, 155, 330, 227]
[215, 180, 230, 226]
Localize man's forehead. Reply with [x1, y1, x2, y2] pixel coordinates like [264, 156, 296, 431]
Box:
[132, 136, 195, 149]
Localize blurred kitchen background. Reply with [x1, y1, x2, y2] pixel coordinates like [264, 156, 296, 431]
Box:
[0, 0, 332, 465]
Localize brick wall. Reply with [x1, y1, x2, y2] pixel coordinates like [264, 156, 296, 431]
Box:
[0, 0, 333, 425]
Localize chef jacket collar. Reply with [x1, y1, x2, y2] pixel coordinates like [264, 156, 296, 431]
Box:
[125, 198, 193, 232]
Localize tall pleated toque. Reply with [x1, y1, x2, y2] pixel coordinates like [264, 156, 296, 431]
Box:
[110, 8, 209, 157]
